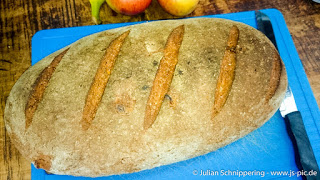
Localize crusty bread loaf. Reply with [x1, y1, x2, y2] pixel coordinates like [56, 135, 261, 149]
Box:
[4, 18, 287, 177]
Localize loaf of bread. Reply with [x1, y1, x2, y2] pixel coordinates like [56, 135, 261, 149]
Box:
[4, 18, 287, 177]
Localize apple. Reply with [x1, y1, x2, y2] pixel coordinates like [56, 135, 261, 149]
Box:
[106, 0, 152, 15]
[157, 0, 199, 17]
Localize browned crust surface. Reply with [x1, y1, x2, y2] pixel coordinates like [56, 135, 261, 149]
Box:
[81, 31, 130, 130]
[4, 18, 288, 177]
[25, 48, 69, 129]
[265, 52, 282, 102]
[144, 25, 185, 129]
[212, 25, 239, 118]
[34, 154, 52, 171]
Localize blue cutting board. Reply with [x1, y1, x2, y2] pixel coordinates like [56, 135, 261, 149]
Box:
[31, 9, 320, 180]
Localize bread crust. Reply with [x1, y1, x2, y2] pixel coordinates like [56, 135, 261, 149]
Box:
[25, 48, 69, 129]
[4, 18, 287, 177]
[81, 31, 130, 130]
[144, 25, 185, 129]
[212, 25, 239, 118]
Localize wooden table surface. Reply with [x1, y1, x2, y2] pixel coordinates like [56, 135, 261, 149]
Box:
[0, 0, 319, 179]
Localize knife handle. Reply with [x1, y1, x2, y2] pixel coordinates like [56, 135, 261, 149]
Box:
[284, 111, 320, 180]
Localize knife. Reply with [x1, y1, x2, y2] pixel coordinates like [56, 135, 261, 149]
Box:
[255, 10, 320, 179]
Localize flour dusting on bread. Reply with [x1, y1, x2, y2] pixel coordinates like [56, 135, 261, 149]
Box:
[4, 18, 287, 177]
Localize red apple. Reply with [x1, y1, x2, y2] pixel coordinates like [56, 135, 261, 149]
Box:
[157, 0, 199, 17]
[106, 0, 152, 15]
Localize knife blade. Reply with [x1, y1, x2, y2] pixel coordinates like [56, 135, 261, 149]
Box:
[255, 10, 319, 179]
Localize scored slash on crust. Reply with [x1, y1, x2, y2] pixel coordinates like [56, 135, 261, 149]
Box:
[211, 25, 282, 118]
[212, 25, 239, 119]
[81, 30, 130, 130]
[143, 25, 185, 130]
[25, 48, 70, 129]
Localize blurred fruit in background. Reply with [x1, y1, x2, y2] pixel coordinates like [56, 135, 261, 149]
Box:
[157, 0, 199, 17]
[89, 0, 106, 24]
[106, 0, 152, 15]
[89, 0, 199, 24]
